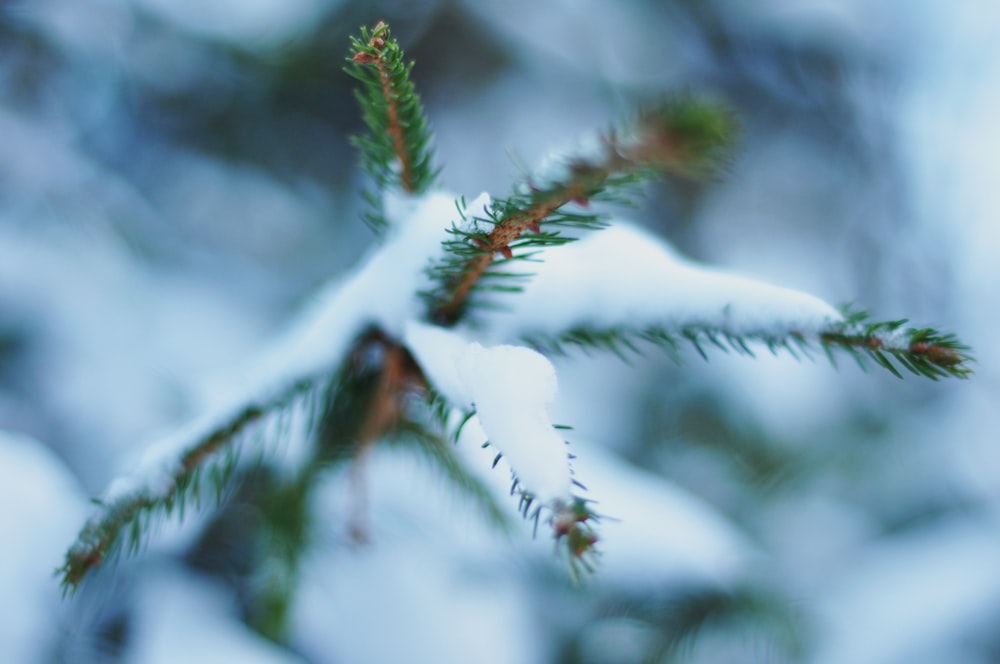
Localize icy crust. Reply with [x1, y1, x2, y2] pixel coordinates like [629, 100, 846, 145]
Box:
[405, 322, 572, 502]
[479, 221, 843, 344]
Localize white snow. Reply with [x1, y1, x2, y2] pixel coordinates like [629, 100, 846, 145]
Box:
[814, 521, 1000, 664]
[0, 431, 86, 664]
[403, 321, 472, 407]
[104, 190, 477, 503]
[478, 221, 843, 345]
[457, 342, 570, 502]
[125, 567, 306, 664]
[250, 191, 486, 392]
[405, 321, 572, 502]
[293, 445, 545, 664]
[102, 401, 239, 503]
[549, 441, 752, 586]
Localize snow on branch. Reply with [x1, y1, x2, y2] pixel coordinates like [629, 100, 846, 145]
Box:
[404, 321, 572, 502]
[477, 223, 972, 379]
[58, 376, 323, 592]
[54, 17, 976, 607]
[404, 321, 601, 574]
[59, 190, 467, 591]
[479, 222, 839, 340]
[424, 97, 736, 325]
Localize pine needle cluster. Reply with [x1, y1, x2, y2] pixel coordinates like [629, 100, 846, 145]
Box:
[346, 20, 438, 231]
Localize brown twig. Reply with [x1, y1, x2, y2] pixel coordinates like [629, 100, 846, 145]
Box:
[346, 337, 426, 541]
[437, 191, 582, 324]
[434, 148, 630, 325]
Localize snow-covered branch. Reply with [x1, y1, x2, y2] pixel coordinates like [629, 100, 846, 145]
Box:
[404, 321, 602, 571]
[475, 223, 971, 379]
[58, 375, 323, 591]
[404, 322, 573, 503]
[59, 190, 465, 591]
[56, 20, 973, 604]
[425, 98, 736, 325]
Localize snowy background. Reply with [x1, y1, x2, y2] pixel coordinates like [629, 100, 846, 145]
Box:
[1, 1, 999, 662]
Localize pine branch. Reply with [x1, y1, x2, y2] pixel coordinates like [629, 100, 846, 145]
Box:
[346, 21, 438, 231]
[425, 98, 736, 325]
[819, 306, 973, 380]
[247, 471, 313, 642]
[525, 308, 972, 380]
[57, 375, 326, 593]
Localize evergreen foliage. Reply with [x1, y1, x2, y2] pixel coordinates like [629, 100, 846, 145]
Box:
[58, 375, 325, 591]
[425, 98, 736, 325]
[522, 304, 972, 380]
[57, 21, 972, 645]
[346, 21, 438, 232]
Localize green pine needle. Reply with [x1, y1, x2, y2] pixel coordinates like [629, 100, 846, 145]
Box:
[57, 376, 327, 593]
[525, 307, 972, 381]
[424, 97, 736, 325]
[346, 21, 438, 232]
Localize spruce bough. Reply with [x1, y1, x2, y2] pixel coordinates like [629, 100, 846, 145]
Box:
[59, 21, 972, 633]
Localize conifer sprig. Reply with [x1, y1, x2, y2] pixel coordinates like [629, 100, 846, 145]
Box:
[820, 307, 972, 379]
[525, 309, 972, 380]
[426, 98, 735, 325]
[347, 21, 437, 231]
[57, 376, 325, 592]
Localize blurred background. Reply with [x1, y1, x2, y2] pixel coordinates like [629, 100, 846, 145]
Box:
[1, 1, 998, 662]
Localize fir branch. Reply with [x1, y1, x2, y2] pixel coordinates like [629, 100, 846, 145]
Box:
[525, 309, 972, 380]
[57, 375, 325, 593]
[819, 306, 973, 380]
[425, 97, 736, 325]
[347, 21, 437, 231]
